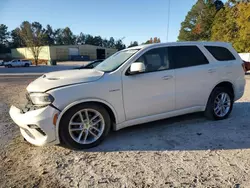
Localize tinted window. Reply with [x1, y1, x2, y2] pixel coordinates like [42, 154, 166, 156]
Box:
[205, 46, 235, 61]
[134, 47, 171, 73]
[168, 46, 209, 69]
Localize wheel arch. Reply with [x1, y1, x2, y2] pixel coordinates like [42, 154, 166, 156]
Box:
[213, 81, 235, 99]
[55, 99, 118, 142]
[205, 81, 235, 108]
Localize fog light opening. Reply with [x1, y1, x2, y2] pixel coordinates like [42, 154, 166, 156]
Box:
[27, 124, 39, 129]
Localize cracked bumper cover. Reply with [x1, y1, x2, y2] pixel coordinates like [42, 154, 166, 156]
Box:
[9, 105, 60, 146]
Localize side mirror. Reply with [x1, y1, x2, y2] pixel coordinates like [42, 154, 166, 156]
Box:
[129, 62, 146, 75]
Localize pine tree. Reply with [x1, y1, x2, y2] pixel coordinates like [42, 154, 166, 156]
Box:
[211, 1, 250, 52]
[234, 2, 250, 52]
[178, 0, 223, 41]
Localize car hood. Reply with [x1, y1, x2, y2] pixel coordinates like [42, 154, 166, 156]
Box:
[27, 69, 104, 92]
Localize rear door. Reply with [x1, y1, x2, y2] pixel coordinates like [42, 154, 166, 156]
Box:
[204, 46, 237, 77]
[168, 45, 216, 110]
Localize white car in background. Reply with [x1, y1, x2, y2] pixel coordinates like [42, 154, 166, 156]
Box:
[4, 59, 32, 68]
[0, 60, 3, 66]
[9, 42, 245, 149]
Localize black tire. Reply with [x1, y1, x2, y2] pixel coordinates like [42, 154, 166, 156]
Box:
[7, 64, 12, 68]
[59, 103, 111, 149]
[205, 87, 234, 120]
[24, 63, 29, 67]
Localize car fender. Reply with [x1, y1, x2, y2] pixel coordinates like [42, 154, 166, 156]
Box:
[55, 98, 118, 142]
[204, 79, 235, 109]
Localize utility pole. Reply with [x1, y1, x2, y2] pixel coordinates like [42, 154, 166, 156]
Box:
[166, 0, 171, 42]
[119, 37, 125, 41]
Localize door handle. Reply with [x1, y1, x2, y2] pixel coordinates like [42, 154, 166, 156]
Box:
[208, 69, 216, 73]
[162, 75, 173, 80]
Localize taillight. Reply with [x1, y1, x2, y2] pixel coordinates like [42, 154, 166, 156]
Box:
[242, 63, 246, 72]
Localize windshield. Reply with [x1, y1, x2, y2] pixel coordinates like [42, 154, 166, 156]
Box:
[95, 49, 139, 72]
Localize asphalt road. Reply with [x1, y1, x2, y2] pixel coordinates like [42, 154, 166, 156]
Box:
[0, 75, 39, 83]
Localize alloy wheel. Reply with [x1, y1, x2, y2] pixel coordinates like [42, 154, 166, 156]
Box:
[213, 92, 231, 117]
[68, 109, 105, 144]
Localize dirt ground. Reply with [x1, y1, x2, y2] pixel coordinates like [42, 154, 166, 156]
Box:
[0, 75, 250, 188]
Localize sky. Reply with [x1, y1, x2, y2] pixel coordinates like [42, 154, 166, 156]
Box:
[0, 0, 198, 46]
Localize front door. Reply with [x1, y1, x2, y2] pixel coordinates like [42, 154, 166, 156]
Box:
[122, 47, 175, 120]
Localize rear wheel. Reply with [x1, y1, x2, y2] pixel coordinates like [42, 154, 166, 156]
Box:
[59, 103, 111, 149]
[24, 63, 29, 67]
[205, 87, 233, 120]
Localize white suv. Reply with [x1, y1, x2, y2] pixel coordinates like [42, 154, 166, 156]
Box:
[9, 42, 246, 149]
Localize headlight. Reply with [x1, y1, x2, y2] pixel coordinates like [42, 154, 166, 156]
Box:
[29, 93, 54, 106]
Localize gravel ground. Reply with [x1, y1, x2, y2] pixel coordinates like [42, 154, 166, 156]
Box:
[0, 75, 250, 188]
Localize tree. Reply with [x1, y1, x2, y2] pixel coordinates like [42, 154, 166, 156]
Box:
[54, 28, 63, 45]
[214, 0, 224, 10]
[198, 2, 217, 40]
[144, 37, 160, 44]
[115, 39, 126, 50]
[108, 37, 115, 48]
[10, 28, 25, 48]
[0, 24, 9, 45]
[234, 2, 250, 52]
[178, 0, 205, 41]
[153, 37, 161, 43]
[102, 38, 109, 48]
[178, 0, 223, 41]
[62, 27, 76, 45]
[93, 36, 103, 46]
[211, 4, 236, 42]
[85, 34, 94, 45]
[211, 1, 250, 52]
[18, 21, 46, 65]
[0, 24, 9, 53]
[76, 32, 85, 45]
[128, 41, 139, 48]
[44, 24, 55, 45]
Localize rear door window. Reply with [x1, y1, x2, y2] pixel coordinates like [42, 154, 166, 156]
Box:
[205, 46, 236, 61]
[168, 46, 209, 69]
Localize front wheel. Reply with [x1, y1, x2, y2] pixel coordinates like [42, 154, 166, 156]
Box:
[205, 87, 234, 120]
[24, 63, 29, 67]
[59, 103, 111, 149]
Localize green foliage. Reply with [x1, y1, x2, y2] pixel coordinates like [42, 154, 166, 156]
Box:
[211, 2, 250, 52]
[10, 28, 24, 48]
[115, 39, 126, 50]
[0, 24, 9, 45]
[18, 21, 47, 65]
[0, 24, 10, 53]
[44, 24, 55, 45]
[178, 0, 219, 41]
[144, 37, 161, 44]
[128, 41, 139, 48]
[179, 0, 250, 52]
[1, 22, 126, 52]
